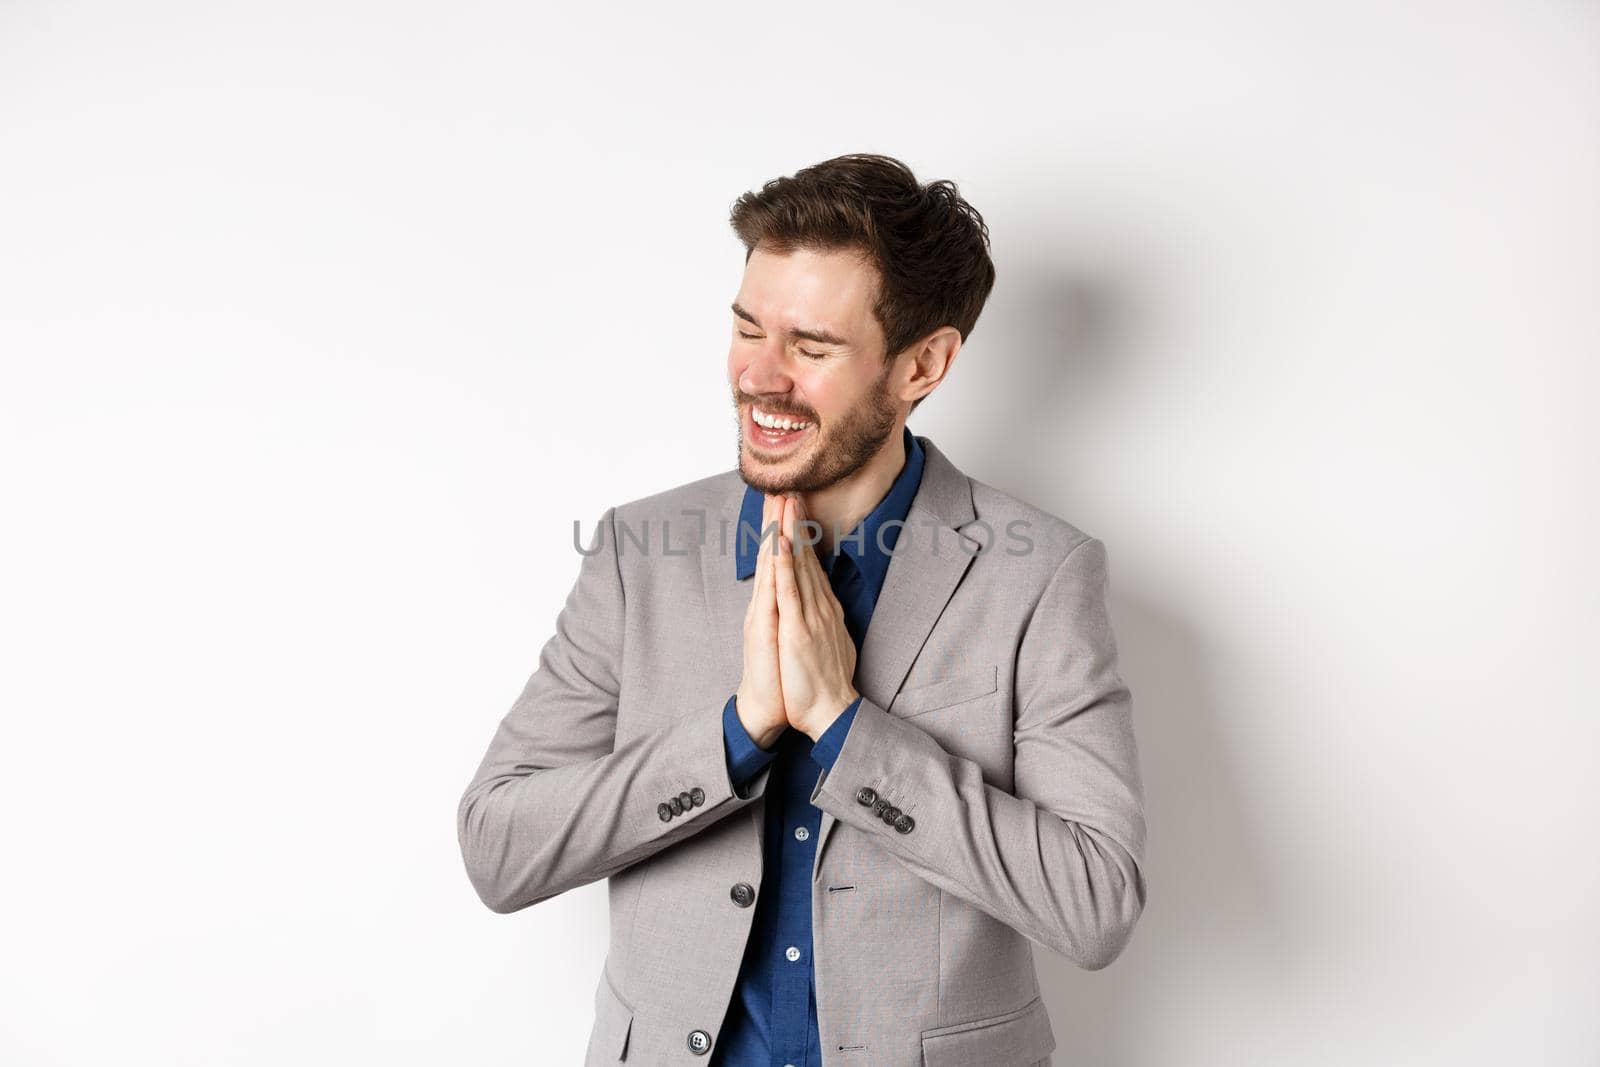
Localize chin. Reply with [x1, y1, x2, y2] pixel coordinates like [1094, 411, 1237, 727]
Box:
[744, 436, 811, 462]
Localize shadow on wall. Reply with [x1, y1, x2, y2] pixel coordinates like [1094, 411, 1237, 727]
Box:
[971, 267, 1294, 1062]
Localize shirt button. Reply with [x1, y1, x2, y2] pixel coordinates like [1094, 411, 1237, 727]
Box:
[793, 826, 810, 841]
[785, 946, 801, 962]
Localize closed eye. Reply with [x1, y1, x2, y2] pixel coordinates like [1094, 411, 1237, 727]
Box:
[737, 330, 826, 360]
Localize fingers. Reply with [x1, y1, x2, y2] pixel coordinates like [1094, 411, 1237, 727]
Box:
[790, 495, 839, 624]
[750, 493, 778, 627]
[770, 494, 848, 635]
[759, 494, 779, 611]
[793, 495, 828, 630]
[773, 496, 806, 626]
[788, 495, 825, 622]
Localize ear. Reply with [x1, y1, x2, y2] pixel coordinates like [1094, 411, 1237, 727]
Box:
[897, 327, 962, 407]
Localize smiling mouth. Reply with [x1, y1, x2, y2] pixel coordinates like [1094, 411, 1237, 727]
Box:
[747, 405, 815, 452]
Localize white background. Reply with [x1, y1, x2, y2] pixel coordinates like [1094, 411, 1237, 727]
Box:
[2, 2, 1596, 1064]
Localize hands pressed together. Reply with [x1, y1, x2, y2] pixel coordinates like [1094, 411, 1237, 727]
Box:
[734, 492, 861, 750]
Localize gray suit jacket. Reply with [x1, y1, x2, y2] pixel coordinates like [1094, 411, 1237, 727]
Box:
[457, 435, 1148, 1066]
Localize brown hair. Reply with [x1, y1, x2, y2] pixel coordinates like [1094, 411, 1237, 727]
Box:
[728, 153, 996, 414]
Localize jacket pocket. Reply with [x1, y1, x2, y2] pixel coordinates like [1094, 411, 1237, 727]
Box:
[890, 664, 998, 719]
[586, 965, 635, 1063]
[920, 994, 1056, 1067]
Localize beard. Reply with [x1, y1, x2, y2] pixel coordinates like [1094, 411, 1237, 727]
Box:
[733, 361, 900, 495]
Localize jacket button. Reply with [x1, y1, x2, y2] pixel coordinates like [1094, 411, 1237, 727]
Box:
[856, 786, 877, 806]
[690, 786, 705, 806]
[894, 814, 915, 834]
[678, 790, 693, 811]
[657, 802, 673, 821]
[730, 882, 755, 907]
[687, 1028, 713, 1055]
[882, 805, 901, 824]
[669, 796, 684, 816]
[872, 798, 889, 817]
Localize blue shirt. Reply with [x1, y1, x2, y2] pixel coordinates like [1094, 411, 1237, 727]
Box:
[713, 425, 925, 1067]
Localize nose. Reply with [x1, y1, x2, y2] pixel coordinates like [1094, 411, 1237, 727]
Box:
[738, 341, 795, 397]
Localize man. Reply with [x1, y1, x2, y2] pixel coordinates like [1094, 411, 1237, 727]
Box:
[457, 153, 1148, 1066]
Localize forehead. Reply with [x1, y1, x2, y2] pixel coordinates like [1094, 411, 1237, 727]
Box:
[735, 245, 880, 340]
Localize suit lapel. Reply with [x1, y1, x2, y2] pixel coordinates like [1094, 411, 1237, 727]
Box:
[697, 436, 984, 873]
[698, 478, 768, 851]
[699, 483, 752, 697]
[812, 438, 982, 874]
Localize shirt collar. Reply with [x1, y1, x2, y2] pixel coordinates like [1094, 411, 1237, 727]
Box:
[735, 425, 924, 594]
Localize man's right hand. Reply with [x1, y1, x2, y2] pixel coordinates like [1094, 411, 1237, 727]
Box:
[735, 492, 789, 751]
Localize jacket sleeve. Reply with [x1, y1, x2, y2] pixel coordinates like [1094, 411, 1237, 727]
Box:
[457, 505, 773, 914]
[808, 536, 1147, 970]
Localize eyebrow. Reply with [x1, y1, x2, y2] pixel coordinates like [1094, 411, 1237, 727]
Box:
[731, 302, 849, 347]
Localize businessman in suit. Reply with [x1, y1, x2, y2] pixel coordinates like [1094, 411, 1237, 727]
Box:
[457, 153, 1148, 1066]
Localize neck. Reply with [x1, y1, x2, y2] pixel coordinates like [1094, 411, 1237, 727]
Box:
[799, 426, 908, 556]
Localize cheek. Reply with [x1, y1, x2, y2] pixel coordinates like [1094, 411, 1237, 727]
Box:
[799, 373, 851, 418]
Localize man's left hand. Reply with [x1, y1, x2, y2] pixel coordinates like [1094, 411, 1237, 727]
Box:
[772, 493, 860, 741]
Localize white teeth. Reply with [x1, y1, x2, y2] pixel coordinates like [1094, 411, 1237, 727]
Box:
[753, 408, 811, 432]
